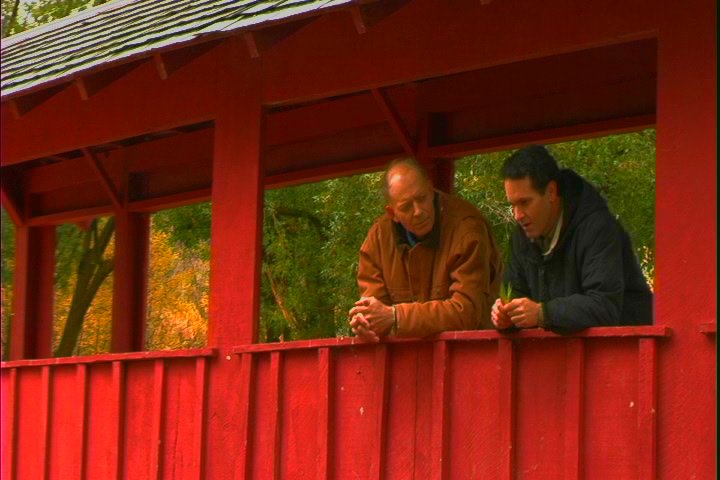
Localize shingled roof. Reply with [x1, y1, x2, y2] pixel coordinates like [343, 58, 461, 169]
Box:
[0, 0, 354, 100]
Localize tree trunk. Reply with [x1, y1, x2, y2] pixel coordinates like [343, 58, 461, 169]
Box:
[54, 219, 115, 357]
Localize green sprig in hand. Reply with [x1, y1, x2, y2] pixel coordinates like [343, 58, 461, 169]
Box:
[499, 282, 515, 304]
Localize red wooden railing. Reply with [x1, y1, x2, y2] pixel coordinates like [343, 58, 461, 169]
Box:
[1, 327, 670, 479]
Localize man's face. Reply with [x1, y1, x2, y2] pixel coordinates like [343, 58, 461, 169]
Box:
[386, 168, 436, 237]
[504, 177, 558, 240]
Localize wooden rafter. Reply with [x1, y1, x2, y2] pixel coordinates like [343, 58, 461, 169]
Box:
[73, 61, 144, 101]
[82, 148, 123, 210]
[347, 0, 411, 35]
[153, 40, 222, 80]
[241, 18, 317, 59]
[371, 87, 415, 156]
[7, 84, 65, 118]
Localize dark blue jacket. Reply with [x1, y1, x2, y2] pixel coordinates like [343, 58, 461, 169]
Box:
[505, 169, 653, 333]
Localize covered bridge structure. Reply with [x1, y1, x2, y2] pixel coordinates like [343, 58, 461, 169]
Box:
[1, 0, 716, 478]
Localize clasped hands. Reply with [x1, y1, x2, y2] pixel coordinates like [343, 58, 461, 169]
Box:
[491, 297, 542, 329]
[348, 296, 394, 343]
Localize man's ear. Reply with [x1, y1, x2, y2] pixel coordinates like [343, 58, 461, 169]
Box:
[385, 205, 397, 221]
[547, 180, 559, 201]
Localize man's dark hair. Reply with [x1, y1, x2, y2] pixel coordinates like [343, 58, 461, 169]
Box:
[501, 145, 560, 193]
[381, 157, 431, 201]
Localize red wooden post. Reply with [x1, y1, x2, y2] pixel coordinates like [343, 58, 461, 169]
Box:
[430, 341, 449, 480]
[563, 339, 585, 480]
[205, 50, 264, 478]
[111, 212, 149, 352]
[10, 225, 55, 360]
[655, 0, 716, 478]
[497, 338, 515, 480]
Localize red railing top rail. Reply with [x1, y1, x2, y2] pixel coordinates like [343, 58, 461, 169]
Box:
[231, 326, 671, 354]
[1, 347, 216, 369]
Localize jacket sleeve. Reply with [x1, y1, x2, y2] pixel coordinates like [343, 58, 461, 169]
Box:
[505, 229, 532, 298]
[544, 214, 625, 333]
[395, 218, 500, 336]
[357, 225, 392, 306]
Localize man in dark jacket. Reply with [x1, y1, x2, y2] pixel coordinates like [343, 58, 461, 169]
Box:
[491, 145, 652, 333]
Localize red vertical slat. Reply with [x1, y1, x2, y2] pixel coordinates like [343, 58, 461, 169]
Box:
[316, 348, 333, 480]
[563, 339, 585, 480]
[235, 353, 255, 480]
[3, 368, 18, 480]
[370, 344, 390, 480]
[637, 338, 657, 480]
[112, 361, 126, 480]
[430, 341, 449, 480]
[192, 357, 208, 480]
[75, 364, 88, 480]
[40, 366, 53, 480]
[497, 338, 515, 480]
[150, 359, 166, 479]
[268, 352, 283, 480]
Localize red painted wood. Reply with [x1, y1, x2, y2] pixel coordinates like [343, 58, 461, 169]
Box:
[111, 211, 149, 353]
[654, 0, 716, 478]
[207, 76, 263, 347]
[9, 225, 54, 359]
[316, 348, 333, 480]
[637, 339, 657, 480]
[39, 366, 52, 479]
[234, 353, 255, 480]
[230, 327, 671, 354]
[497, 339, 514, 480]
[370, 345, 389, 479]
[150, 359, 166, 479]
[82, 149, 122, 209]
[428, 114, 655, 159]
[430, 341, 449, 480]
[1, 368, 18, 480]
[75, 365, 88, 480]
[699, 322, 717, 334]
[563, 339, 585, 480]
[268, 351, 283, 480]
[372, 87, 415, 156]
[1, 348, 216, 368]
[111, 361, 125, 480]
[0, 182, 24, 225]
[192, 357, 208, 480]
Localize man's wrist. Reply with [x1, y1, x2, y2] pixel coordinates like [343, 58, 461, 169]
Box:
[537, 302, 546, 329]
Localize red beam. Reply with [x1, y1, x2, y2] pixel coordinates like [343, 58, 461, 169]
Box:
[75, 365, 89, 480]
[82, 148, 123, 209]
[127, 188, 211, 213]
[2, 369, 18, 479]
[73, 60, 146, 101]
[265, 154, 393, 190]
[371, 87, 415, 156]
[153, 40, 222, 80]
[268, 352, 283, 479]
[427, 114, 656, 159]
[27, 206, 114, 227]
[40, 366, 53, 480]
[111, 362, 126, 480]
[1, 348, 216, 369]
[0, 180, 24, 225]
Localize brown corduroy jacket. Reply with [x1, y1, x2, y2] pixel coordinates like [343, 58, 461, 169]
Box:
[357, 191, 503, 337]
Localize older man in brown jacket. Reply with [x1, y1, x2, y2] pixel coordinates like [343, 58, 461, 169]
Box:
[349, 158, 502, 342]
